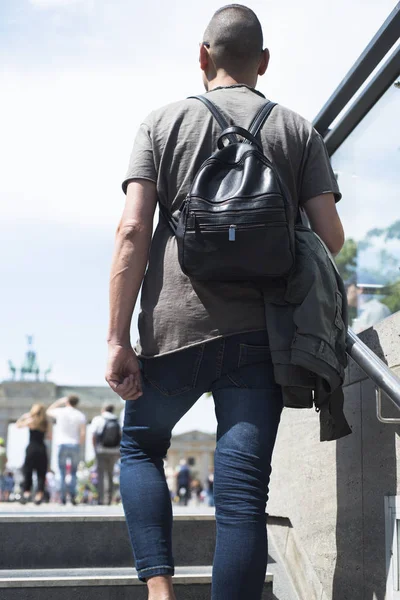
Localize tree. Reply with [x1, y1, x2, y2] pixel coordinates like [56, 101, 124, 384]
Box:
[335, 238, 357, 282]
[335, 221, 400, 317]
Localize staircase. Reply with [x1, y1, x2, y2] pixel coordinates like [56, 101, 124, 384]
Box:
[0, 509, 277, 599]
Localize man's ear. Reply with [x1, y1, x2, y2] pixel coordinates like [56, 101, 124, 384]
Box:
[258, 48, 270, 76]
[199, 43, 209, 71]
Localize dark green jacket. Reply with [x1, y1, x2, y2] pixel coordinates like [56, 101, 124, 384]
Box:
[263, 226, 352, 441]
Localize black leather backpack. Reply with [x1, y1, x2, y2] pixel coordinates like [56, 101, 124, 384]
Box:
[161, 95, 295, 281]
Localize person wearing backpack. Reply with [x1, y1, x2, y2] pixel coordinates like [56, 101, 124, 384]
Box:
[105, 5, 345, 600]
[91, 403, 121, 505]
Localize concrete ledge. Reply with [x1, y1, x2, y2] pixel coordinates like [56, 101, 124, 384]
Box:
[0, 567, 210, 587]
[0, 512, 216, 524]
[0, 566, 273, 587]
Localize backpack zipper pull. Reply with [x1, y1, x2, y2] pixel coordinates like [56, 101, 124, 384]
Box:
[229, 224, 236, 242]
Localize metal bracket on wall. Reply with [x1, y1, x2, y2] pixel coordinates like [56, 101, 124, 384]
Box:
[376, 388, 400, 424]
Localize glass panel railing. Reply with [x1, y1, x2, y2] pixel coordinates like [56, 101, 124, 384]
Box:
[332, 79, 400, 334]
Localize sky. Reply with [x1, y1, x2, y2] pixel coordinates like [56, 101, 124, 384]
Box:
[0, 0, 398, 434]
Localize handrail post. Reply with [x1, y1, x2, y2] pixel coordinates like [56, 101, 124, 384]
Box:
[346, 328, 400, 411]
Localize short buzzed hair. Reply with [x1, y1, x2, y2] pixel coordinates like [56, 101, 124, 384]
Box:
[203, 5, 263, 72]
[102, 403, 115, 413]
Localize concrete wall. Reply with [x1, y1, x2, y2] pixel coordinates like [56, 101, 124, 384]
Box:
[268, 311, 400, 600]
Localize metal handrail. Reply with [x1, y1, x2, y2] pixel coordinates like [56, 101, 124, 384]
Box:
[376, 389, 400, 424]
[346, 327, 400, 412]
[313, 3, 400, 136]
[324, 46, 400, 156]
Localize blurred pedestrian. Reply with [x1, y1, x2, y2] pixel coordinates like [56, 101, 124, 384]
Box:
[0, 438, 7, 502]
[191, 478, 203, 506]
[91, 403, 121, 505]
[207, 471, 214, 507]
[45, 469, 58, 503]
[176, 459, 191, 506]
[2, 471, 15, 502]
[47, 395, 86, 505]
[16, 404, 49, 504]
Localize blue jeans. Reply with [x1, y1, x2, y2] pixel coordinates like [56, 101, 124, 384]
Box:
[120, 331, 283, 600]
[58, 444, 80, 499]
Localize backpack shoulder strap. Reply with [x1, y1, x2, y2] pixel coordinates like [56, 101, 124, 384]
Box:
[159, 203, 177, 235]
[248, 101, 277, 137]
[188, 95, 238, 145]
[188, 95, 230, 130]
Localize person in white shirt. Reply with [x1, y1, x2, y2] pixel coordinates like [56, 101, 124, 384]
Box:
[91, 403, 121, 505]
[47, 395, 86, 505]
[347, 282, 391, 333]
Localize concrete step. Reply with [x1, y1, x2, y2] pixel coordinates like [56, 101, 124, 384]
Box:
[0, 513, 216, 570]
[0, 567, 274, 599]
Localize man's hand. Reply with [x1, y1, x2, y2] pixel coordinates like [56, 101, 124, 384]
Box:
[105, 344, 143, 401]
[55, 397, 68, 407]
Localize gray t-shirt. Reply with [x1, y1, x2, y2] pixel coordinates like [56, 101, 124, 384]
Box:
[123, 85, 341, 358]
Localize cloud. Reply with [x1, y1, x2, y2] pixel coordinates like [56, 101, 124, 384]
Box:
[0, 68, 184, 227]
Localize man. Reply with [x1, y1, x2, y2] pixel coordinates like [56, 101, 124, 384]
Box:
[176, 459, 191, 506]
[91, 403, 121, 505]
[47, 395, 86, 505]
[105, 5, 344, 600]
[347, 281, 391, 333]
[207, 470, 215, 507]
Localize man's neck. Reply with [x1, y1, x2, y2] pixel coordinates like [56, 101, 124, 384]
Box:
[207, 72, 257, 91]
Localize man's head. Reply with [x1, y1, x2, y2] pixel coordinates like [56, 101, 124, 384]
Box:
[200, 5, 269, 89]
[102, 403, 115, 414]
[67, 395, 79, 407]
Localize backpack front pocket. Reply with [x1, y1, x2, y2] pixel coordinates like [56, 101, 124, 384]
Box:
[180, 220, 294, 280]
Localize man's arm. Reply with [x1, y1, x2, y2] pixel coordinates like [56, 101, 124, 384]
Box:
[303, 193, 345, 256]
[105, 179, 157, 401]
[46, 396, 68, 419]
[79, 422, 86, 448]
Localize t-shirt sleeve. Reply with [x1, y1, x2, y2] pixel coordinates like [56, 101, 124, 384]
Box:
[90, 416, 101, 433]
[299, 128, 341, 205]
[122, 119, 156, 194]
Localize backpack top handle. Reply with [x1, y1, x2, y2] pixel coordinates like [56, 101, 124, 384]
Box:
[217, 126, 263, 152]
[189, 94, 276, 146]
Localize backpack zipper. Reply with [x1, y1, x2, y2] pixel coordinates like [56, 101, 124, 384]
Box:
[195, 220, 281, 231]
[200, 222, 274, 242]
[191, 206, 284, 215]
